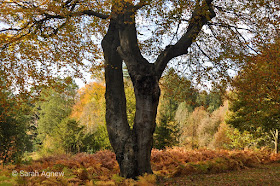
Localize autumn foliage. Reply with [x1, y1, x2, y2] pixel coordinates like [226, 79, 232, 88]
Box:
[1, 148, 280, 185]
[231, 38, 280, 120]
[71, 82, 105, 127]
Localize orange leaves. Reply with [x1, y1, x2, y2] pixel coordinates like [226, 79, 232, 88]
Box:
[4, 148, 280, 184]
[151, 148, 227, 176]
[14, 151, 119, 184]
[230, 37, 280, 128]
[151, 147, 280, 177]
[0, 139, 17, 166]
[72, 82, 105, 116]
[1, 0, 279, 99]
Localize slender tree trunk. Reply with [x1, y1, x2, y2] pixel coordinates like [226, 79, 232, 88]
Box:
[270, 129, 279, 154]
[274, 129, 278, 154]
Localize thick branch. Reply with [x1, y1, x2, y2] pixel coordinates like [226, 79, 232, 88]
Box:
[44, 13, 66, 19]
[44, 9, 109, 19]
[115, 1, 150, 77]
[71, 10, 109, 19]
[102, 20, 138, 178]
[155, 0, 216, 78]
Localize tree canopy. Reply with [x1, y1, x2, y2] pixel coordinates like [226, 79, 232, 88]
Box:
[1, 0, 279, 90]
[227, 38, 280, 133]
[1, 0, 280, 178]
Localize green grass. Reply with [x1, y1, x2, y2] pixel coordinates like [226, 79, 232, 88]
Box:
[159, 163, 280, 185]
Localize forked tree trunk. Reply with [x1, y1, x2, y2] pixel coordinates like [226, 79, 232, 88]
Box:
[101, 0, 215, 178]
[102, 21, 160, 178]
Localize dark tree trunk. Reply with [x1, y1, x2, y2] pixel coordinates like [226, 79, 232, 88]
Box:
[101, 0, 215, 178]
[101, 21, 138, 178]
[102, 20, 160, 178]
[133, 72, 160, 174]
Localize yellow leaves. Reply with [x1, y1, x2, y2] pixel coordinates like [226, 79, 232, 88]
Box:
[136, 173, 157, 185]
[38, 0, 51, 6]
[0, 33, 13, 44]
[71, 82, 106, 131]
[124, 79, 136, 127]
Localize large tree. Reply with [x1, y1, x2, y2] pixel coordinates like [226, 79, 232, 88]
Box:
[1, 0, 279, 178]
[227, 38, 280, 152]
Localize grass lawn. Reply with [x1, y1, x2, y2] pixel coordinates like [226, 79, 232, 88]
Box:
[159, 163, 280, 186]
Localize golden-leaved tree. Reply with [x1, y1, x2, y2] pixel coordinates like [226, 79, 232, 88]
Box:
[72, 82, 106, 132]
[1, 0, 279, 178]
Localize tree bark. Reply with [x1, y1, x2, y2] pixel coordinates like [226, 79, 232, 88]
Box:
[132, 65, 160, 175]
[114, 1, 161, 175]
[102, 20, 160, 178]
[101, 0, 215, 178]
[274, 129, 278, 154]
[101, 21, 137, 178]
[270, 129, 278, 154]
[102, 18, 160, 178]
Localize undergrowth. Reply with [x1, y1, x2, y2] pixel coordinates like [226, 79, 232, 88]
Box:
[1, 148, 280, 185]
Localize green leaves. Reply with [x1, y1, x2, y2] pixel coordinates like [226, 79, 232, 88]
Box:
[0, 87, 32, 165]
